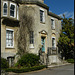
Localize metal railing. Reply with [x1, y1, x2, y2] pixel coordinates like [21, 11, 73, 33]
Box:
[47, 47, 58, 55]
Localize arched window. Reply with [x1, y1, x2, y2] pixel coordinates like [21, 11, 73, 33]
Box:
[10, 4, 15, 17]
[3, 3, 7, 15]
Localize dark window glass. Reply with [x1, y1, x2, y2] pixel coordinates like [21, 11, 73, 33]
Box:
[10, 4, 15, 17]
[30, 31, 34, 44]
[52, 38, 55, 47]
[3, 3, 7, 15]
[51, 19, 55, 29]
[40, 10, 44, 22]
[51, 19, 54, 25]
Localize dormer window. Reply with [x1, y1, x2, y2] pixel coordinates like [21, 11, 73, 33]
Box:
[10, 3, 16, 18]
[3, 2, 8, 16]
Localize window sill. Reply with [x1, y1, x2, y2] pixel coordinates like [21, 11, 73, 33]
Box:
[30, 47, 34, 49]
[5, 47, 15, 49]
[2, 16, 20, 22]
[10, 16, 16, 18]
[29, 44, 34, 49]
[40, 22, 45, 24]
[42, 51, 45, 53]
[52, 29, 55, 30]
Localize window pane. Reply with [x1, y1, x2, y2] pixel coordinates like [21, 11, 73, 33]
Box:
[4, 3, 7, 8]
[3, 3, 7, 15]
[40, 10, 43, 22]
[10, 5, 15, 10]
[30, 31, 34, 44]
[52, 38, 55, 47]
[10, 4, 15, 17]
[51, 19, 55, 29]
[6, 40, 8, 46]
[6, 30, 13, 47]
[10, 10, 14, 17]
[51, 19, 54, 25]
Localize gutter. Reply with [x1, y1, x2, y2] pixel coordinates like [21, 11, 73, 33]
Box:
[14, 0, 62, 20]
[15, 0, 49, 10]
[48, 12, 62, 20]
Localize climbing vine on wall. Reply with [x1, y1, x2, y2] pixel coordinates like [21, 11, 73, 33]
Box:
[17, 6, 34, 56]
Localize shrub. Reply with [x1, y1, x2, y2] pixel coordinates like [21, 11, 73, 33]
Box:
[1, 57, 9, 69]
[5, 65, 46, 73]
[17, 53, 40, 67]
[67, 59, 74, 63]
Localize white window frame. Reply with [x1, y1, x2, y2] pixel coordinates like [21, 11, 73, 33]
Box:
[52, 37, 56, 47]
[10, 2, 16, 18]
[51, 17, 55, 29]
[3, 1, 8, 16]
[17, 5, 19, 20]
[6, 28, 14, 48]
[40, 8, 45, 23]
[29, 31, 34, 48]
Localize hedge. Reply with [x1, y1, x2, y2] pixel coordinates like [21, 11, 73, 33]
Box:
[1, 57, 9, 69]
[17, 53, 40, 67]
[67, 59, 74, 63]
[5, 65, 46, 73]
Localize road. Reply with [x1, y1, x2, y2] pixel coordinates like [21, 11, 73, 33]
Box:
[8, 64, 74, 75]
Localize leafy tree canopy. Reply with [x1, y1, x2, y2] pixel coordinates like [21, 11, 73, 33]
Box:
[58, 15, 74, 59]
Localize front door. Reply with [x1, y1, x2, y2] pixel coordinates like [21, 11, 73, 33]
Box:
[41, 37, 45, 52]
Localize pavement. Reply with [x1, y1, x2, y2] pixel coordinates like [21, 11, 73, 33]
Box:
[47, 62, 72, 68]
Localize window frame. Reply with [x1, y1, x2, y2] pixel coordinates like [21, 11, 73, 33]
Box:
[10, 2, 16, 18]
[51, 18, 55, 29]
[3, 1, 8, 16]
[52, 37, 56, 48]
[40, 8, 45, 23]
[17, 5, 19, 20]
[6, 28, 14, 48]
[29, 31, 34, 48]
[30, 31, 34, 44]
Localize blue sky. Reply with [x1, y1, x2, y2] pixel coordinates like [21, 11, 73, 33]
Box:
[44, 0, 74, 19]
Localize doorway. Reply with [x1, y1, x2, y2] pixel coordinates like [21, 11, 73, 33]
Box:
[41, 37, 45, 52]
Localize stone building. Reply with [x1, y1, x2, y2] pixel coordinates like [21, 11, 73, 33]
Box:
[1, 0, 62, 67]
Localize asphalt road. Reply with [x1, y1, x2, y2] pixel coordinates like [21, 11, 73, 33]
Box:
[19, 64, 74, 75]
[8, 64, 74, 75]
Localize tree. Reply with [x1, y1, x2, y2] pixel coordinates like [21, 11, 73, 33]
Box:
[58, 15, 74, 59]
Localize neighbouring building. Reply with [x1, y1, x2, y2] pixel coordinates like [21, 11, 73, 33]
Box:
[1, 0, 62, 67]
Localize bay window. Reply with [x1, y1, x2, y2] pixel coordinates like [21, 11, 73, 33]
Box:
[3, 1, 19, 20]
